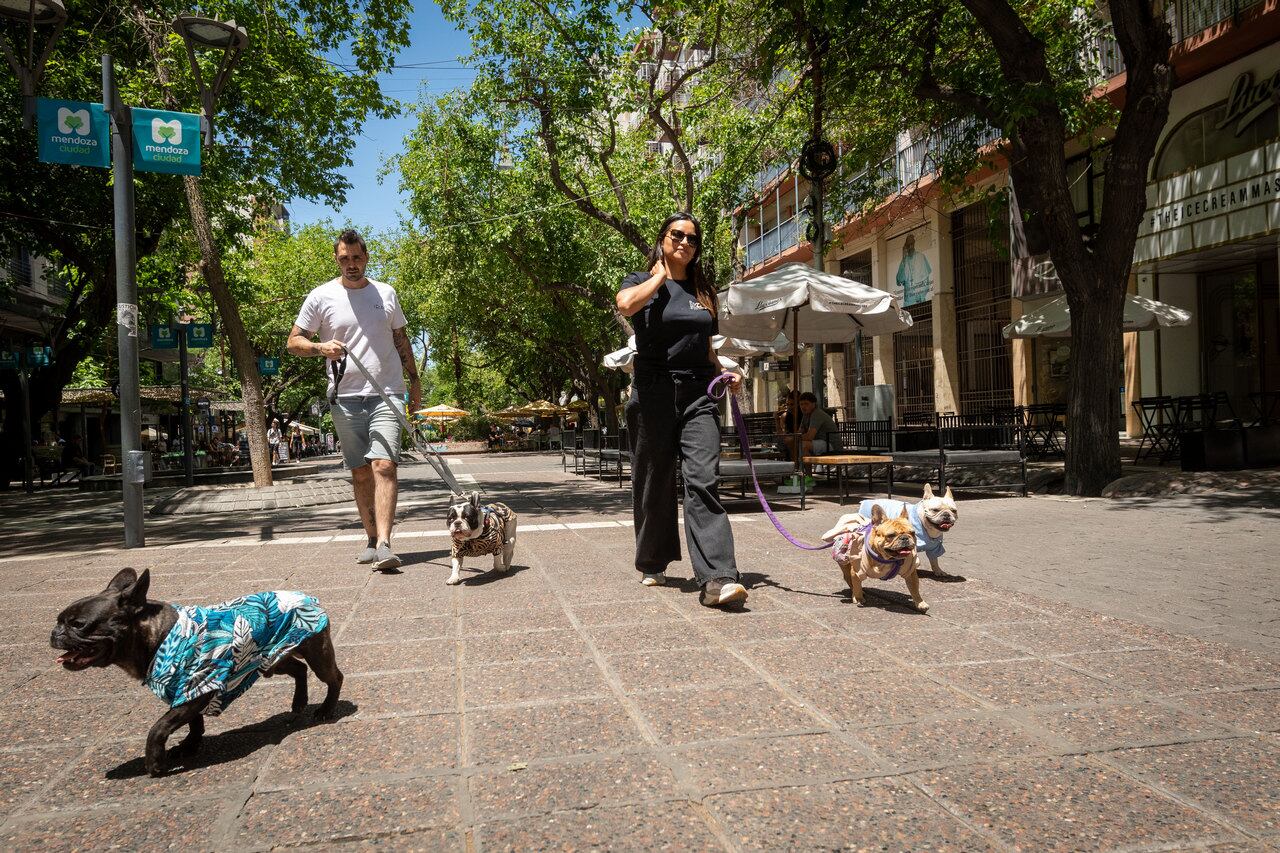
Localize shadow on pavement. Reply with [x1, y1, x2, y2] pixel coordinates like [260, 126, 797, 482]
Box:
[1099, 484, 1280, 521]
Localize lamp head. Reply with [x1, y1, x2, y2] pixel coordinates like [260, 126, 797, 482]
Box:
[0, 0, 67, 25]
[172, 15, 247, 51]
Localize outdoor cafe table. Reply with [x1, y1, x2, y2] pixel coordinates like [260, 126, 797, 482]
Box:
[802, 454, 895, 505]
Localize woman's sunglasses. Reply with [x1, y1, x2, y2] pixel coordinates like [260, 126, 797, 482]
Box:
[666, 228, 700, 246]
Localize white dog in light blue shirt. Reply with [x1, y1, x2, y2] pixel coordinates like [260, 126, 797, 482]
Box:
[858, 483, 958, 578]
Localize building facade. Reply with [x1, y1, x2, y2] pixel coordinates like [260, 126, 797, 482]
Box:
[735, 1, 1280, 436]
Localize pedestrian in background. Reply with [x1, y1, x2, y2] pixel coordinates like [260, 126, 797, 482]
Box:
[615, 212, 747, 608]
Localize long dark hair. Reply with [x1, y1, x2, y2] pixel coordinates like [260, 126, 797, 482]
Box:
[647, 213, 716, 315]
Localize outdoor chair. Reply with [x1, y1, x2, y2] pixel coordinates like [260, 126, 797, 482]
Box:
[1132, 396, 1179, 463]
[577, 428, 603, 476]
[889, 412, 1026, 495]
[599, 427, 631, 486]
[1021, 403, 1067, 458]
[562, 429, 579, 471]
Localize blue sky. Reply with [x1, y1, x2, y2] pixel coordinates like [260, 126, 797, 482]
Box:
[287, 3, 476, 233]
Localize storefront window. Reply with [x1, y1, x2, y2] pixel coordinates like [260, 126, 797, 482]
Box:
[1154, 99, 1279, 181]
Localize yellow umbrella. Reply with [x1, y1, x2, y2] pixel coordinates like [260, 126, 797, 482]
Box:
[414, 404, 468, 419]
[564, 399, 590, 412]
[526, 399, 564, 415]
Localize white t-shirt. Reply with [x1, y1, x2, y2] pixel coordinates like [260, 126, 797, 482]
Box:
[294, 277, 409, 398]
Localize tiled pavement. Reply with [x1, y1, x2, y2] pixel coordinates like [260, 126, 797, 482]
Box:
[0, 454, 1278, 851]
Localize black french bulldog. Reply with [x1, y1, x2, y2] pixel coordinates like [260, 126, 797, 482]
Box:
[50, 568, 343, 777]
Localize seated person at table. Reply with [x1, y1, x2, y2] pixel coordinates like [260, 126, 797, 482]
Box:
[62, 435, 95, 477]
[781, 392, 840, 465]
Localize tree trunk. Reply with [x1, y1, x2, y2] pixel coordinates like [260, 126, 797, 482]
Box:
[181, 176, 273, 487]
[1061, 284, 1125, 495]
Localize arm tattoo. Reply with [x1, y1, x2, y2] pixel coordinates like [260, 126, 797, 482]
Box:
[392, 328, 418, 380]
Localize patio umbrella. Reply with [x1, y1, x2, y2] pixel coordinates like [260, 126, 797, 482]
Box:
[712, 332, 797, 358]
[414, 404, 468, 430]
[720, 262, 912, 476]
[1002, 293, 1193, 339]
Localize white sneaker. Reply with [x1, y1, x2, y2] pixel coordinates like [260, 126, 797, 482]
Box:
[641, 572, 666, 586]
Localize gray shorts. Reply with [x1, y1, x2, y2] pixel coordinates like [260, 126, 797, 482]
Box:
[330, 396, 404, 470]
[810, 438, 829, 455]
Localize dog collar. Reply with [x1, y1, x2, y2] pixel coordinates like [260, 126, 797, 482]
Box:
[861, 522, 905, 580]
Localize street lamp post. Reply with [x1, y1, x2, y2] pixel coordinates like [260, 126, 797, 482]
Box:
[0, 0, 67, 127]
[171, 16, 247, 145]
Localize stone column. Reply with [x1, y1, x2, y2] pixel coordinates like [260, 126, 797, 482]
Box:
[931, 207, 960, 414]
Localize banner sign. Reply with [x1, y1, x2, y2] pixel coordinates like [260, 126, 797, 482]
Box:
[186, 323, 214, 348]
[886, 225, 938, 307]
[131, 108, 201, 176]
[197, 398, 212, 415]
[36, 99, 110, 169]
[27, 346, 52, 367]
[150, 324, 178, 349]
[0, 351, 19, 370]
[258, 356, 280, 376]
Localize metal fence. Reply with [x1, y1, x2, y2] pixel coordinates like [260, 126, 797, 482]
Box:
[952, 205, 1015, 414]
[894, 300, 936, 421]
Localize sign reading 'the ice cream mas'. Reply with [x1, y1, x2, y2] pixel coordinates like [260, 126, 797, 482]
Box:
[131, 108, 201, 176]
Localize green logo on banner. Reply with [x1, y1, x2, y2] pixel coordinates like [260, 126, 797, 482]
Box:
[36, 99, 110, 169]
[0, 351, 19, 370]
[150, 324, 178, 349]
[132, 108, 201, 176]
[258, 356, 280, 376]
[186, 323, 214, 348]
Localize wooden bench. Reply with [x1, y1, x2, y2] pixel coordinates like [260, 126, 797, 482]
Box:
[802, 454, 894, 505]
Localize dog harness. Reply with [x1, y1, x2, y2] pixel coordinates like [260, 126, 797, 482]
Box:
[144, 591, 328, 716]
[857, 499, 946, 561]
[451, 503, 514, 559]
[832, 522, 906, 580]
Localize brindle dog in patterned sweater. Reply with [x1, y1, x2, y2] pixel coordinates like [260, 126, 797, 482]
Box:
[445, 491, 518, 585]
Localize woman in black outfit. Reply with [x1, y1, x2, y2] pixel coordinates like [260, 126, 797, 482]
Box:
[615, 213, 747, 608]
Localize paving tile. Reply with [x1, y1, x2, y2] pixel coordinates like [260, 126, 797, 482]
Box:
[311, 828, 466, 851]
[343, 669, 458, 717]
[917, 756, 1217, 851]
[1179, 688, 1280, 733]
[460, 607, 573, 636]
[235, 777, 460, 847]
[477, 802, 721, 852]
[931, 597, 1055, 626]
[697, 611, 834, 644]
[934, 658, 1131, 707]
[338, 639, 456, 675]
[976, 618, 1145, 657]
[463, 657, 609, 707]
[2, 802, 223, 852]
[261, 716, 459, 788]
[606, 647, 743, 693]
[672, 732, 878, 791]
[571, 599, 680, 627]
[706, 777, 998, 851]
[854, 713, 1053, 768]
[787, 669, 982, 725]
[0, 746, 81, 816]
[736, 636, 895, 678]
[339, 615, 455, 644]
[812, 600, 937, 634]
[468, 753, 678, 819]
[877, 625, 1033, 666]
[467, 698, 643, 765]
[461, 628, 592, 666]
[631, 683, 821, 745]
[7, 665, 122, 702]
[1065, 649, 1275, 696]
[352, 595, 453, 620]
[34, 732, 270, 811]
[0, 695, 137, 747]
[1111, 737, 1280, 834]
[584, 620, 711, 655]
[1030, 701, 1238, 751]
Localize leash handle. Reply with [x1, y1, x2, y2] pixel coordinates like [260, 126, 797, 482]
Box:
[707, 373, 832, 551]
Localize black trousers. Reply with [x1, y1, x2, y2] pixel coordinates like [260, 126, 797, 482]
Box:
[627, 371, 738, 585]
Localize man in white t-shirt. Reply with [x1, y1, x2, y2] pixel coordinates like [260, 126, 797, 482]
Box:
[287, 229, 421, 570]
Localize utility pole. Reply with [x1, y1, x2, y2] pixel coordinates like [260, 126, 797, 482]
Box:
[104, 54, 144, 547]
[177, 313, 194, 487]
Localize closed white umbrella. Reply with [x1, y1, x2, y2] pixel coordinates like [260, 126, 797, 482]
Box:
[712, 332, 797, 358]
[603, 336, 741, 374]
[1002, 293, 1192, 339]
[719, 262, 913, 343]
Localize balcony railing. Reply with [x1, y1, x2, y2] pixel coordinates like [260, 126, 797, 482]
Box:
[745, 215, 802, 268]
[1084, 0, 1265, 82]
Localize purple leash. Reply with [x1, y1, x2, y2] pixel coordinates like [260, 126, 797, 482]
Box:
[707, 373, 832, 551]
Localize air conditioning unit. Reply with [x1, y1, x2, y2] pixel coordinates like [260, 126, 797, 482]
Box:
[854, 384, 894, 421]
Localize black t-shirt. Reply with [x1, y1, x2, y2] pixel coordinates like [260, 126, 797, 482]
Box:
[619, 271, 717, 375]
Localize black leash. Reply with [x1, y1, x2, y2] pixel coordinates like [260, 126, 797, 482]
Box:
[328, 356, 347, 405]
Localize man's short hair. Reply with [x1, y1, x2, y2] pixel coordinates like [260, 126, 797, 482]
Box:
[334, 229, 367, 254]
[798, 392, 818, 404]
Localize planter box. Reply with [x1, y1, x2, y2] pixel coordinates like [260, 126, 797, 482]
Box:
[1180, 429, 1245, 471]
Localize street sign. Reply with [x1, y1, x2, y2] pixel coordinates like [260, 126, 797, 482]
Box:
[0, 351, 18, 370]
[258, 356, 281, 376]
[150, 324, 178, 349]
[185, 323, 214, 348]
[197, 398, 211, 415]
[131, 107, 202, 176]
[27, 346, 51, 367]
[36, 99, 110, 169]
